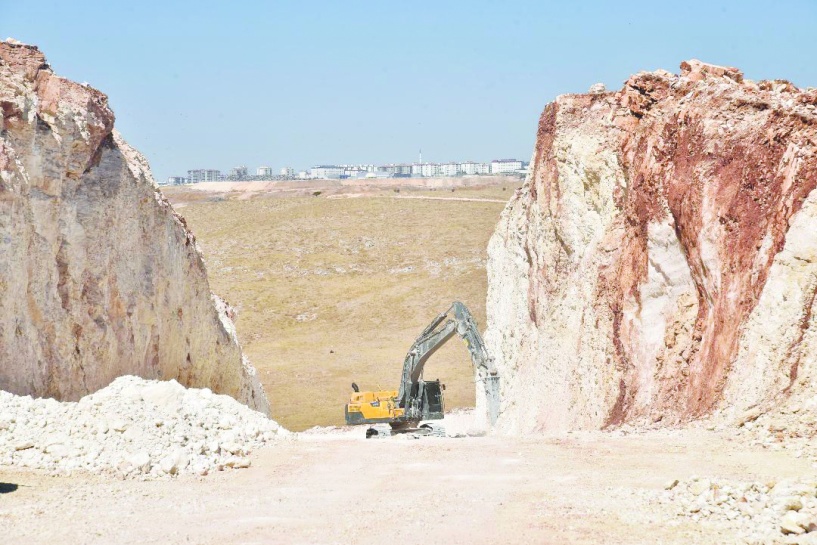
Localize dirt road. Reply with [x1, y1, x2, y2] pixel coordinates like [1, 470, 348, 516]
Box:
[0, 425, 808, 544]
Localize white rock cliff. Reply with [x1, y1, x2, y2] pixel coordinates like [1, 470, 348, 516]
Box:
[0, 41, 269, 414]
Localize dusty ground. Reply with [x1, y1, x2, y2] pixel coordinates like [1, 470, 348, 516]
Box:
[1, 422, 811, 544]
[161, 179, 520, 431]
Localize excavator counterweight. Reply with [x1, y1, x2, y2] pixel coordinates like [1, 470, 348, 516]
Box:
[344, 301, 500, 435]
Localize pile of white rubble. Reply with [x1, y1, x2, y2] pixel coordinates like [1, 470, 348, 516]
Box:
[0, 376, 287, 479]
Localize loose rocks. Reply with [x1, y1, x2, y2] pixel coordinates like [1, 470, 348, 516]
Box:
[0, 376, 287, 479]
[655, 476, 817, 541]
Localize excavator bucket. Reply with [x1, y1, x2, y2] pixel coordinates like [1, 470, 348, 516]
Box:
[483, 375, 501, 426]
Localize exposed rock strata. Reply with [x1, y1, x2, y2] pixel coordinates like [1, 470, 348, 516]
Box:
[485, 59, 817, 433]
[0, 41, 269, 414]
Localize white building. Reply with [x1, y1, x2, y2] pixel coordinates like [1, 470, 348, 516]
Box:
[418, 163, 440, 177]
[166, 176, 186, 186]
[390, 164, 412, 177]
[344, 166, 369, 178]
[257, 166, 274, 177]
[188, 169, 222, 183]
[459, 162, 491, 175]
[439, 162, 460, 177]
[375, 164, 412, 177]
[490, 159, 523, 174]
[310, 165, 345, 179]
[230, 166, 248, 178]
[280, 167, 295, 177]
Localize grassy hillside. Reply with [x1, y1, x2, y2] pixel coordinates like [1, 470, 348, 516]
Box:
[166, 186, 515, 430]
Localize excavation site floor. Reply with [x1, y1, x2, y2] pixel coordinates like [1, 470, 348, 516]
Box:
[0, 426, 810, 544]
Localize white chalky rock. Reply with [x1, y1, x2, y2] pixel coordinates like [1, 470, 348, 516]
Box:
[781, 511, 808, 535]
[780, 496, 804, 512]
[689, 479, 711, 496]
[0, 376, 286, 479]
[44, 443, 68, 458]
[159, 450, 188, 475]
[0, 42, 270, 416]
[127, 451, 151, 473]
[111, 420, 129, 433]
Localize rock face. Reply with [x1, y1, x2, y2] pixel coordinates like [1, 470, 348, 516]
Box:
[0, 41, 269, 414]
[485, 59, 817, 433]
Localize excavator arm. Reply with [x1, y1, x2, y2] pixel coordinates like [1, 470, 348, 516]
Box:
[397, 301, 500, 425]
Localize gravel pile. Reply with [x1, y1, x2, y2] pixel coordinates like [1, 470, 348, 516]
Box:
[657, 477, 817, 542]
[0, 376, 287, 479]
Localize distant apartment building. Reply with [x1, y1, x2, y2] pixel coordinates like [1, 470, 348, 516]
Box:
[458, 161, 491, 175]
[409, 161, 499, 177]
[310, 165, 345, 179]
[166, 176, 187, 186]
[377, 164, 412, 177]
[280, 167, 295, 177]
[230, 166, 249, 178]
[490, 159, 523, 175]
[438, 162, 459, 177]
[188, 169, 222, 183]
[257, 166, 274, 177]
[419, 163, 440, 177]
[344, 166, 369, 179]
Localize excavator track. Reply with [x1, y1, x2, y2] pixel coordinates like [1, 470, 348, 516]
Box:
[365, 423, 445, 439]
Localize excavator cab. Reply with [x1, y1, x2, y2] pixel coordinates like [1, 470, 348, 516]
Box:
[406, 379, 445, 421]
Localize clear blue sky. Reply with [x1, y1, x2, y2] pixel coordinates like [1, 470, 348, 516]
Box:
[2, 1, 815, 181]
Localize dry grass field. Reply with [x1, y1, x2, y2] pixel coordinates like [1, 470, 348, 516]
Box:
[163, 181, 519, 430]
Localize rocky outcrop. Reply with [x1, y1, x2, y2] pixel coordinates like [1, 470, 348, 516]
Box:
[0, 40, 269, 414]
[485, 59, 817, 433]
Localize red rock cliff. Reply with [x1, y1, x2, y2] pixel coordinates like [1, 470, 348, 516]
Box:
[485, 60, 817, 433]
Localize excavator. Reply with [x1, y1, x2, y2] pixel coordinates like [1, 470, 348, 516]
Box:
[344, 301, 500, 437]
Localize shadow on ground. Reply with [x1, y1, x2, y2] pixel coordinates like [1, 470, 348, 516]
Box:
[0, 482, 19, 494]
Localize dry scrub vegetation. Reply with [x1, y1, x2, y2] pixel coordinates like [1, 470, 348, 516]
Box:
[164, 184, 517, 430]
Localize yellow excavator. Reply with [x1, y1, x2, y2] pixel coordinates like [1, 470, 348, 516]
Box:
[344, 301, 500, 437]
